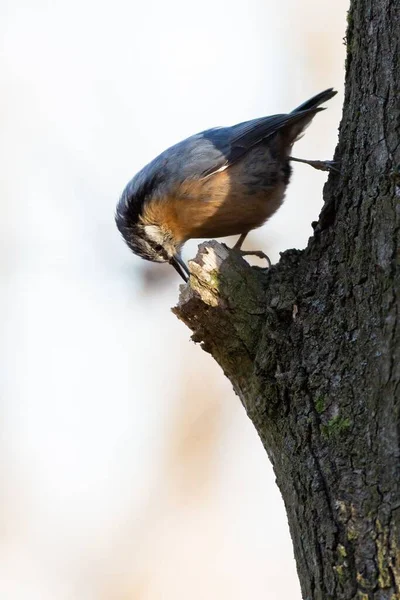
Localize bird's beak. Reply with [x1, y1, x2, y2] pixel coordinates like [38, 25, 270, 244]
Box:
[169, 255, 190, 282]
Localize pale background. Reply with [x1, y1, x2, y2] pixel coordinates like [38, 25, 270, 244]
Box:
[0, 1, 347, 598]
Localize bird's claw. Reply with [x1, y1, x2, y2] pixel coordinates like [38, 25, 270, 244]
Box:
[236, 249, 272, 269]
[310, 159, 340, 173]
[289, 156, 340, 173]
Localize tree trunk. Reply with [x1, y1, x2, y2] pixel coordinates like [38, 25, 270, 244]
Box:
[173, 0, 400, 598]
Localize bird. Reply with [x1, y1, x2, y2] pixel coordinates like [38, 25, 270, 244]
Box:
[116, 88, 337, 281]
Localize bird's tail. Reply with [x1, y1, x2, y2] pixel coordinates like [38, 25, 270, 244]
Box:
[292, 88, 337, 114]
[279, 88, 337, 146]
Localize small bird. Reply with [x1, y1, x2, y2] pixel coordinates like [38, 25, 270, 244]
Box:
[116, 89, 337, 281]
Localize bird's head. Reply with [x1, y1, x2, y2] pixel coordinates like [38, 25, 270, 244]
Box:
[115, 193, 188, 281]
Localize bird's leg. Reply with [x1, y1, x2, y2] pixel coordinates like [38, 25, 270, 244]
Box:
[289, 156, 340, 172]
[233, 232, 248, 250]
[232, 232, 272, 269]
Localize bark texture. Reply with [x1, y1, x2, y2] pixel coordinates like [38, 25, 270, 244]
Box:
[173, 0, 400, 598]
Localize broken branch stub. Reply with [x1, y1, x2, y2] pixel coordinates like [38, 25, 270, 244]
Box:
[172, 241, 268, 400]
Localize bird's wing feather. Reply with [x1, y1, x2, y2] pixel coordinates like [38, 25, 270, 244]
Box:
[134, 108, 322, 196]
[199, 111, 316, 177]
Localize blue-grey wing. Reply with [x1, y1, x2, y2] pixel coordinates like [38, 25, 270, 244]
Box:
[123, 113, 309, 203]
[199, 111, 317, 178]
[153, 115, 295, 183]
[199, 88, 337, 177]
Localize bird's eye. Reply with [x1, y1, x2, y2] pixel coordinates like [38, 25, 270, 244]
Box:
[154, 244, 163, 253]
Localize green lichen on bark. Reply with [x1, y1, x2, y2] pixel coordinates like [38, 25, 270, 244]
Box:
[315, 396, 326, 414]
[321, 415, 351, 438]
[376, 520, 395, 589]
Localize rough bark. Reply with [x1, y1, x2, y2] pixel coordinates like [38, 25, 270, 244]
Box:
[173, 0, 400, 598]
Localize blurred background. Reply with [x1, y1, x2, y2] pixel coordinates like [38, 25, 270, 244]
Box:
[0, 0, 347, 598]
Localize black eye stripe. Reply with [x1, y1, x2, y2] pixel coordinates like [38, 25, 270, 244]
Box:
[149, 241, 168, 259]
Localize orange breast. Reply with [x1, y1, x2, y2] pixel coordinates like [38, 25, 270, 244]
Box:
[141, 168, 286, 243]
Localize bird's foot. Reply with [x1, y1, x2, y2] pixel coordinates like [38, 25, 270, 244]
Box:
[236, 249, 272, 269]
[230, 234, 271, 269]
[289, 156, 340, 173]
